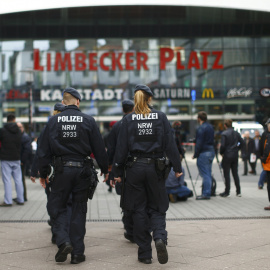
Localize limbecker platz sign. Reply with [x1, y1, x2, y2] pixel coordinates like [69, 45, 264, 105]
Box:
[33, 48, 224, 71]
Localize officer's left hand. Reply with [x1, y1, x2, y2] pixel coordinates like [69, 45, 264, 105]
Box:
[101, 173, 109, 182]
[39, 177, 49, 188]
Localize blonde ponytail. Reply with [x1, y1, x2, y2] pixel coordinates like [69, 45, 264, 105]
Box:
[134, 90, 152, 116]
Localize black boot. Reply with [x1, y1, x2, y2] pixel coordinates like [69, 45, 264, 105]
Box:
[71, 254, 86, 264]
[55, 242, 73, 262]
[155, 239, 168, 264]
[138, 258, 152, 264]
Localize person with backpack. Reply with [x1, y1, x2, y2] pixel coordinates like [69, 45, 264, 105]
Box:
[219, 119, 244, 197]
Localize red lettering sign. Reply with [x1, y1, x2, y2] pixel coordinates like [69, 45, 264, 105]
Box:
[136, 52, 149, 70]
[54, 52, 72, 71]
[160, 48, 174, 70]
[75, 53, 86, 71]
[212, 51, 224, 69]
[33, 49, 44, 71]
[6, 90, 29, 100]
[188, 51, 200, 69]
[33, 49, 223, 72]
[200, 51, 210, 70]
[112, 52, 123, 71]
[89, 53, 98, 71]
[100, 52, 110, 71]
[176, 52, 185, 70]
[125, 52, 134, 70]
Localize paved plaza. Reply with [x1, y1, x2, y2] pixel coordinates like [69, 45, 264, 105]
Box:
[0, 153, 270, 269]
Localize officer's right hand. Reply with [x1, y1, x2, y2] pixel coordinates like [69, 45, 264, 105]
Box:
[30, 176, 36, 183]
[175, 172, 183, 178]
[39, 177, 49, 189]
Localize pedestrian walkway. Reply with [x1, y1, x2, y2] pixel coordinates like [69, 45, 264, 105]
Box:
[0, 154, 270, 270]
[0, 153, 269, 221]
[0, 219, 270, 269]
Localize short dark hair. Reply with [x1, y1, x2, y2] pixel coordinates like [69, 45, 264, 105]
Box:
[122, 104, 134, 114]
[224, 119, 232, 128]
[197, 111, 207, 122]
[7, 114, 16, 122]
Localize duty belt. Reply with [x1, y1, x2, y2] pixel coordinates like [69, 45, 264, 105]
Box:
[63, 161, 84, 168]
[130, 157, 155, 164]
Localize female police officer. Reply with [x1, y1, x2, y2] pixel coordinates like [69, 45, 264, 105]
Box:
[112, 84, 182, 265]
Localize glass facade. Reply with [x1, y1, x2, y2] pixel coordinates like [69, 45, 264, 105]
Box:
[0, 6, 270, 136]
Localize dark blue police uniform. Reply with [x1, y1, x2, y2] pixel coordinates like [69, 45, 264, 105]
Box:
[38, 89, 108, 263]
[113, 88, 182, 262]
[107, 100, 134, 240]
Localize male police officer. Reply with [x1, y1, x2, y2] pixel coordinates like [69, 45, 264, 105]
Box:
[107, 99, 135, 241]
[38, 87, 109, 264]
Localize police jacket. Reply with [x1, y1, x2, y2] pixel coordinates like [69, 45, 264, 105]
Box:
[194, 122, 214, 158]
[220, 128, 244, 159]
[21, 132, 32, 164]
[38, 105, 108, 178]
[113, 108, 182, 177]
[0, 123, 22, 161]
[107, 116, 125, 165]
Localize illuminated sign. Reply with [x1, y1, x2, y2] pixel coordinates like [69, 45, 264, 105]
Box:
[202, 88, 214, 99]
[153, 88, 190, 99]
[40, 89, 123, 101]
[259, 88, 270, 98]
[33, 48, 224, 72]
[5, 89, 29, 100]
[227, 87, 252, 98]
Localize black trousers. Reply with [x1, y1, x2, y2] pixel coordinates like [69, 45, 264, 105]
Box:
[222, 157, 241, 194]
[266, 171, 270, 202]
[47, 166, 89, 255]
[243, 158, 256, 174]
[124, 162, 169, 259]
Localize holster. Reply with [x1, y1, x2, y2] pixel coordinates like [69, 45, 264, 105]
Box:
[82, 157, 99, 200]
[155, 157, 172, 180]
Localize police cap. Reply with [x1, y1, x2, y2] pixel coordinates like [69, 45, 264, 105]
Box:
[134, 84, 153, 96]
[63, 87, 81, 101]
[54, 103, 65, 111]
[122, 99, 134, 106]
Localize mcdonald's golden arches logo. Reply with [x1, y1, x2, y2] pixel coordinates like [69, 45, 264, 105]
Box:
[202, 88, 214, 99]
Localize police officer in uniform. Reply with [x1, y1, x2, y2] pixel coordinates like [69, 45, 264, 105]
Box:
[107, 99, 135, 241]
[112, 85, 182, 265]
[38, 88, 109, 264]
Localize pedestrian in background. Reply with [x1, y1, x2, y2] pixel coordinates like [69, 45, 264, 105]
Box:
[0, 114, 24, 206]
[193, 111, 215, 200]
[241, 131, 256, 175]
[253, 130, 261, 175]
[17, 122, 32, 202]
[172, 121, 185, 159]
[260, 119, 270, 210]
[107, 99, 135, 243]
[219, 119, 244, 197]
[166, 167, 193, 202]
[113, 84, 182, 265]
